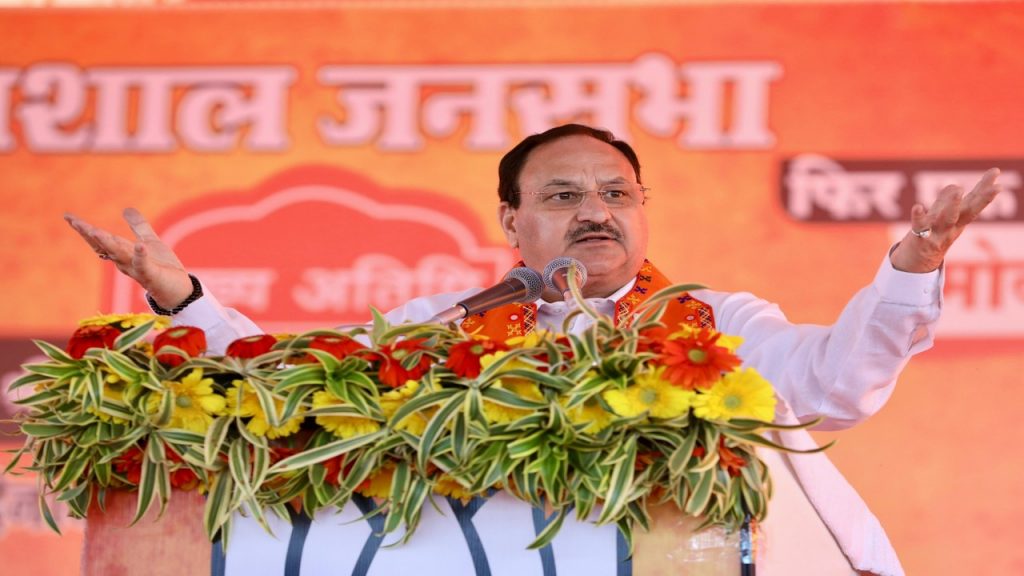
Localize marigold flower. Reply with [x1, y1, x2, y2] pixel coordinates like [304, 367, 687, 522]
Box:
[445, 337, 508, 378]
[692, 368, 777, 423]
[66, 324, 122, 359]
[153, 326, 207, 367]
[377, 338, 432, 388]
[602, 367, 695, 419]
[147, 368, 226, 433]
[312, 390, 380, 438]
[655, 328, 740, 390]
[226, 334, 278, 359]
[227, 379, 305, 439]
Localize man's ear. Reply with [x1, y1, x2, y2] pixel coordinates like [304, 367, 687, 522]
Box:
[498, 202, 519, 248]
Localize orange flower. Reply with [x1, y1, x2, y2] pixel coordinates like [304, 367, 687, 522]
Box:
[445, 338, 508, 378]
[165, 445, 200, 491]
[66, 324, 122, 359]
[717, 439, 746, 478]
[226, 334, 278, 359]
[298, 335, 367, 364]
[655, 328, 740, 390]
[377, 338, 432, 388]
[154, 326, 207, 367]
[113, 445, 144, 485]
[321, 453, 370, 491]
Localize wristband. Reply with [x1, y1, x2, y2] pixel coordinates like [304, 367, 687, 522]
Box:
[146, 274, 203, 316]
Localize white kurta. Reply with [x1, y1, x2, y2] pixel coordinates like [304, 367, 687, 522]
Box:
[177, 255, 941, 576]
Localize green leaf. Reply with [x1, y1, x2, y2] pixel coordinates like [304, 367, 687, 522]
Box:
[270, 431, 386, 473]
[204, 417, 233, 468]
[596, 436, 637, 525]
[527, 507, 568, 550]
[34, 339, 79, 365]
[114, 320, 157, 350]
[684, 469, 715, 517]
[9, 371, 53, 391]
[38, 494, 62, 534]
[416, 392, 465, 472]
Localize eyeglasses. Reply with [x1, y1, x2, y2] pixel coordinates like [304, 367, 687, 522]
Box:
[528, 182, 650, 210]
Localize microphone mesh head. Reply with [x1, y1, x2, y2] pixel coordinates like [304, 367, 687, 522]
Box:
[542, 257, 588, 292]
[504, 266, 544, 302]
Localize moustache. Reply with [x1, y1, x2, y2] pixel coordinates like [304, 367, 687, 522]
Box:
[567, 223, 623, 243]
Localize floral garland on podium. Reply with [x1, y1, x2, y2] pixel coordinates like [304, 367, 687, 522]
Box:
[6, 281, 823, 550]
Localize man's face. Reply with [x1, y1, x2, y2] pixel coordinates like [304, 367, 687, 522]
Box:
[498, 134, 649, 300]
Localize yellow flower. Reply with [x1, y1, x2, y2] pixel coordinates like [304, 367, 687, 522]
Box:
[356, 461, 395, 499]
[312, 390, 381, 438]
[602, 367, 695, 419]
[89, 370, 129, 424]
[692, 368, 777, 422]
[670, 324, 744, 353]
[478, 350, 545, 424]
[226, 380, 305, 439]
[433, 474, 477, 504]
[80, 313, 170, 330]
[563, 397, 614, 434]
[380, 380, 430, 435]
[147, 368, 226, 433]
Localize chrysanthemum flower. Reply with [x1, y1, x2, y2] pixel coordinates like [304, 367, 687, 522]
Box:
[66, 324, 121, 359]
[377, 338, 432, 388]
[445, 337, 508, 378]
[153, 326, 207, 367]
[226, 379, 305, 439]
[88, 370, 129, 424]
[226, 334, 278, 359]
[562, 394, 614, 434]
[478, 351, 544, 424]
[380, 380, 430, 435]
[312, 390, 380, 438]
[692, 368, 777, 423]
[147, 368, 226, 433]
[80, 313, 169, 331]
[355, 461, 396, 499]
[602, 367, 695, 419]
[655, 328, 740, 390]
[433, 474, 477, 504]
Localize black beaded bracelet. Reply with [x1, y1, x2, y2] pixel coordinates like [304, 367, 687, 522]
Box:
[146, 274, 204, 316]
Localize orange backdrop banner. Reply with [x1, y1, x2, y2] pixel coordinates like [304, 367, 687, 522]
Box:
[1, 3, 1022, 575]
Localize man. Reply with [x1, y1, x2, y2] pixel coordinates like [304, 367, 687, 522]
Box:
[66, 124, 1001, 576]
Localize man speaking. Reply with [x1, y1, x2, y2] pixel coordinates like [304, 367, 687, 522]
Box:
[66, 124, 1002, 576]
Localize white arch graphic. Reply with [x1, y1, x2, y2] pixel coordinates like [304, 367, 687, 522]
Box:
[110, 184, 513, 312]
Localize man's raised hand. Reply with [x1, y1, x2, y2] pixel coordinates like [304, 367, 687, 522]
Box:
[64, 208, 194, 309]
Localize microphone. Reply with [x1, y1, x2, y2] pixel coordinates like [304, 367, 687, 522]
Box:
[430, 266, 544, 324]
[543, 257, 588, 302]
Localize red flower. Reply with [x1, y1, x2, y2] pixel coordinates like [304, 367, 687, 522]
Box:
[153, 326, 207, 367]
[164, 445, 201, 491]
[717, 439, 746, 478]
[692, 445, 707, 459]
[297, 335, 367, 364]
[377, 338, 432, 388]
[634, 450, 662, 472]
[66, 324, 122, 359]
[636, 326, 670, 355]
[321, 454, 369, 491]
[655, 328, 740, 390]
[113, 445, 144, 485]
[445, 338, 509, 378]
[226, 334, 278, 359]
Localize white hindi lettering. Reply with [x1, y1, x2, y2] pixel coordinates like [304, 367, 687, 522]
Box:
[190, 268, 277, 312]
[3, 63, 295, 153]
[292, 254, 488, 314]
[784, 155, 906, 220]
[0, 68, 18, 152]
[317, 54, 782, 151]
[913, 170, 1020, 221]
